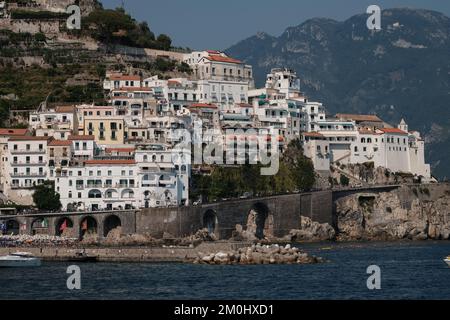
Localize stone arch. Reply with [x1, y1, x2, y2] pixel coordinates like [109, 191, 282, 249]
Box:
[31, 218, 49, 235]
[203, 209, 219, 237]
[246, 202, 271, 239]
[55, 217, 74, 237]
[103, 215, 121, 237]
[80, 216, 98, 240]
[5, 219, 20, 235]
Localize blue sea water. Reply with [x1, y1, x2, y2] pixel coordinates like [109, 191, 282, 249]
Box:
[0, 241, 449, 300]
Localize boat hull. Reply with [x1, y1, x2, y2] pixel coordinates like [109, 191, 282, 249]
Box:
[0, 258, 41, 268]
[445, 259, 450, 267]
[68, 256, 98, 263]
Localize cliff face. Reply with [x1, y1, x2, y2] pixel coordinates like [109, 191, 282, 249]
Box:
[335, 184, 450, 240]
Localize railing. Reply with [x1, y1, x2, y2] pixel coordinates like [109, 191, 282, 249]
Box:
[11, 161, 47, 166]
[10, 172, 46, 178]
[10, 150, 46, 155]
[11, 184, 35, 189]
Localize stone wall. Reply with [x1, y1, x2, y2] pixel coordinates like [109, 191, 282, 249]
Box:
[0, 19, 61, 34]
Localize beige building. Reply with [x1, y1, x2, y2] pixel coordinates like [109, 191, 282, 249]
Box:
[83, 116, 125, 145]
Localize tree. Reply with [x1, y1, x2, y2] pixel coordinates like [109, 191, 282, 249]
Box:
[33, 181, 61, 211]
[340, 174, 350, 186]
[156, 34, 172, 50]
[282, 139, 315, 191]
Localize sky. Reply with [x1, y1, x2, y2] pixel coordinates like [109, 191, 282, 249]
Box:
[101, 0, 450, 50]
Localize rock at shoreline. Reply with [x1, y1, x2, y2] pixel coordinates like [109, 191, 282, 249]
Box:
[230, 224, 258, 241]
[283, 217, 336, 242]
[0, 234, 77, 247]
[192, 244, 325, 265]
[335, 185, 450, 241]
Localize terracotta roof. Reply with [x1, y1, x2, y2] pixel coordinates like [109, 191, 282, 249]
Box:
[379, 128, 408, 135]
[303, 132, 325, 138]
[358, 129, 382, 135]
[48, 140, 72, 147]
[0, 129, 28, 136]
[189, 103, 218, 109]
[8, 136, 50, 142]
[114, 87, 152, 92]
[205, 55, 242, 64]
[55, 106, 75, 113]
[68, 135, 95, 141]
[105, 147, 135, 153]
[335, 114, 383, 122]
[77, 105, 114, 109]
[110, 75, 141, 81]
[206, 50, 221, 54]
[85, 160, 136, 165]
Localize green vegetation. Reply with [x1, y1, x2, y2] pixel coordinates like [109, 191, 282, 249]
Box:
[32, 181, 61, 211]
[340, 174, 350, 186]
[0, 62, 105, 125]
[10, 9, 69, 20]
[79, 7, 173, 49]
[191, 139, 315, 202]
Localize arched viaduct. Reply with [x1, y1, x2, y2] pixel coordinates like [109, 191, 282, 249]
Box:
[0, 191, 333, 240]
[1, 185, 410, 240]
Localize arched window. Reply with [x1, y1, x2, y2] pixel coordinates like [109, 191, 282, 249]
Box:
[88, 189, 102, 199]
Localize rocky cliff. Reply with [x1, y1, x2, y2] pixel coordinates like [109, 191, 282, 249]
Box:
[335, 183, 450, 241]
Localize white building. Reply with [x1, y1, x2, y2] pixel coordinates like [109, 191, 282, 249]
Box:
[4, 136, 50, 205]
[30, 106, 78, 140]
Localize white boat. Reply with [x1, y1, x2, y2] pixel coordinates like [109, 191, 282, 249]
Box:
[0, 252, 41, 268]
[445, 256, 450, 267]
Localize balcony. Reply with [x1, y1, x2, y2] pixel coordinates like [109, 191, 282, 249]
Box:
[11, 183, 35, 189]
[11, 161, 47, 166]
[86, 184, 103, 188]
[116, 183, 137, 188]
[10, 149, 46, 155]
[159, 178, 175, 185]
[10, 172, 46, 178]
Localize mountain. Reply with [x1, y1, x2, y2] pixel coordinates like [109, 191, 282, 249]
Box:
[226, 8, 450, 179]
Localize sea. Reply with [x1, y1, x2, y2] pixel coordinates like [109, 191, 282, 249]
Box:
[0, 241, 449, 300]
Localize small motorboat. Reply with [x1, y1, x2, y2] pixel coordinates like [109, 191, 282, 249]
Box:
[0, 252, 41, 268]
[444, 256, 450, 267]
[68, 251, 98, 263]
